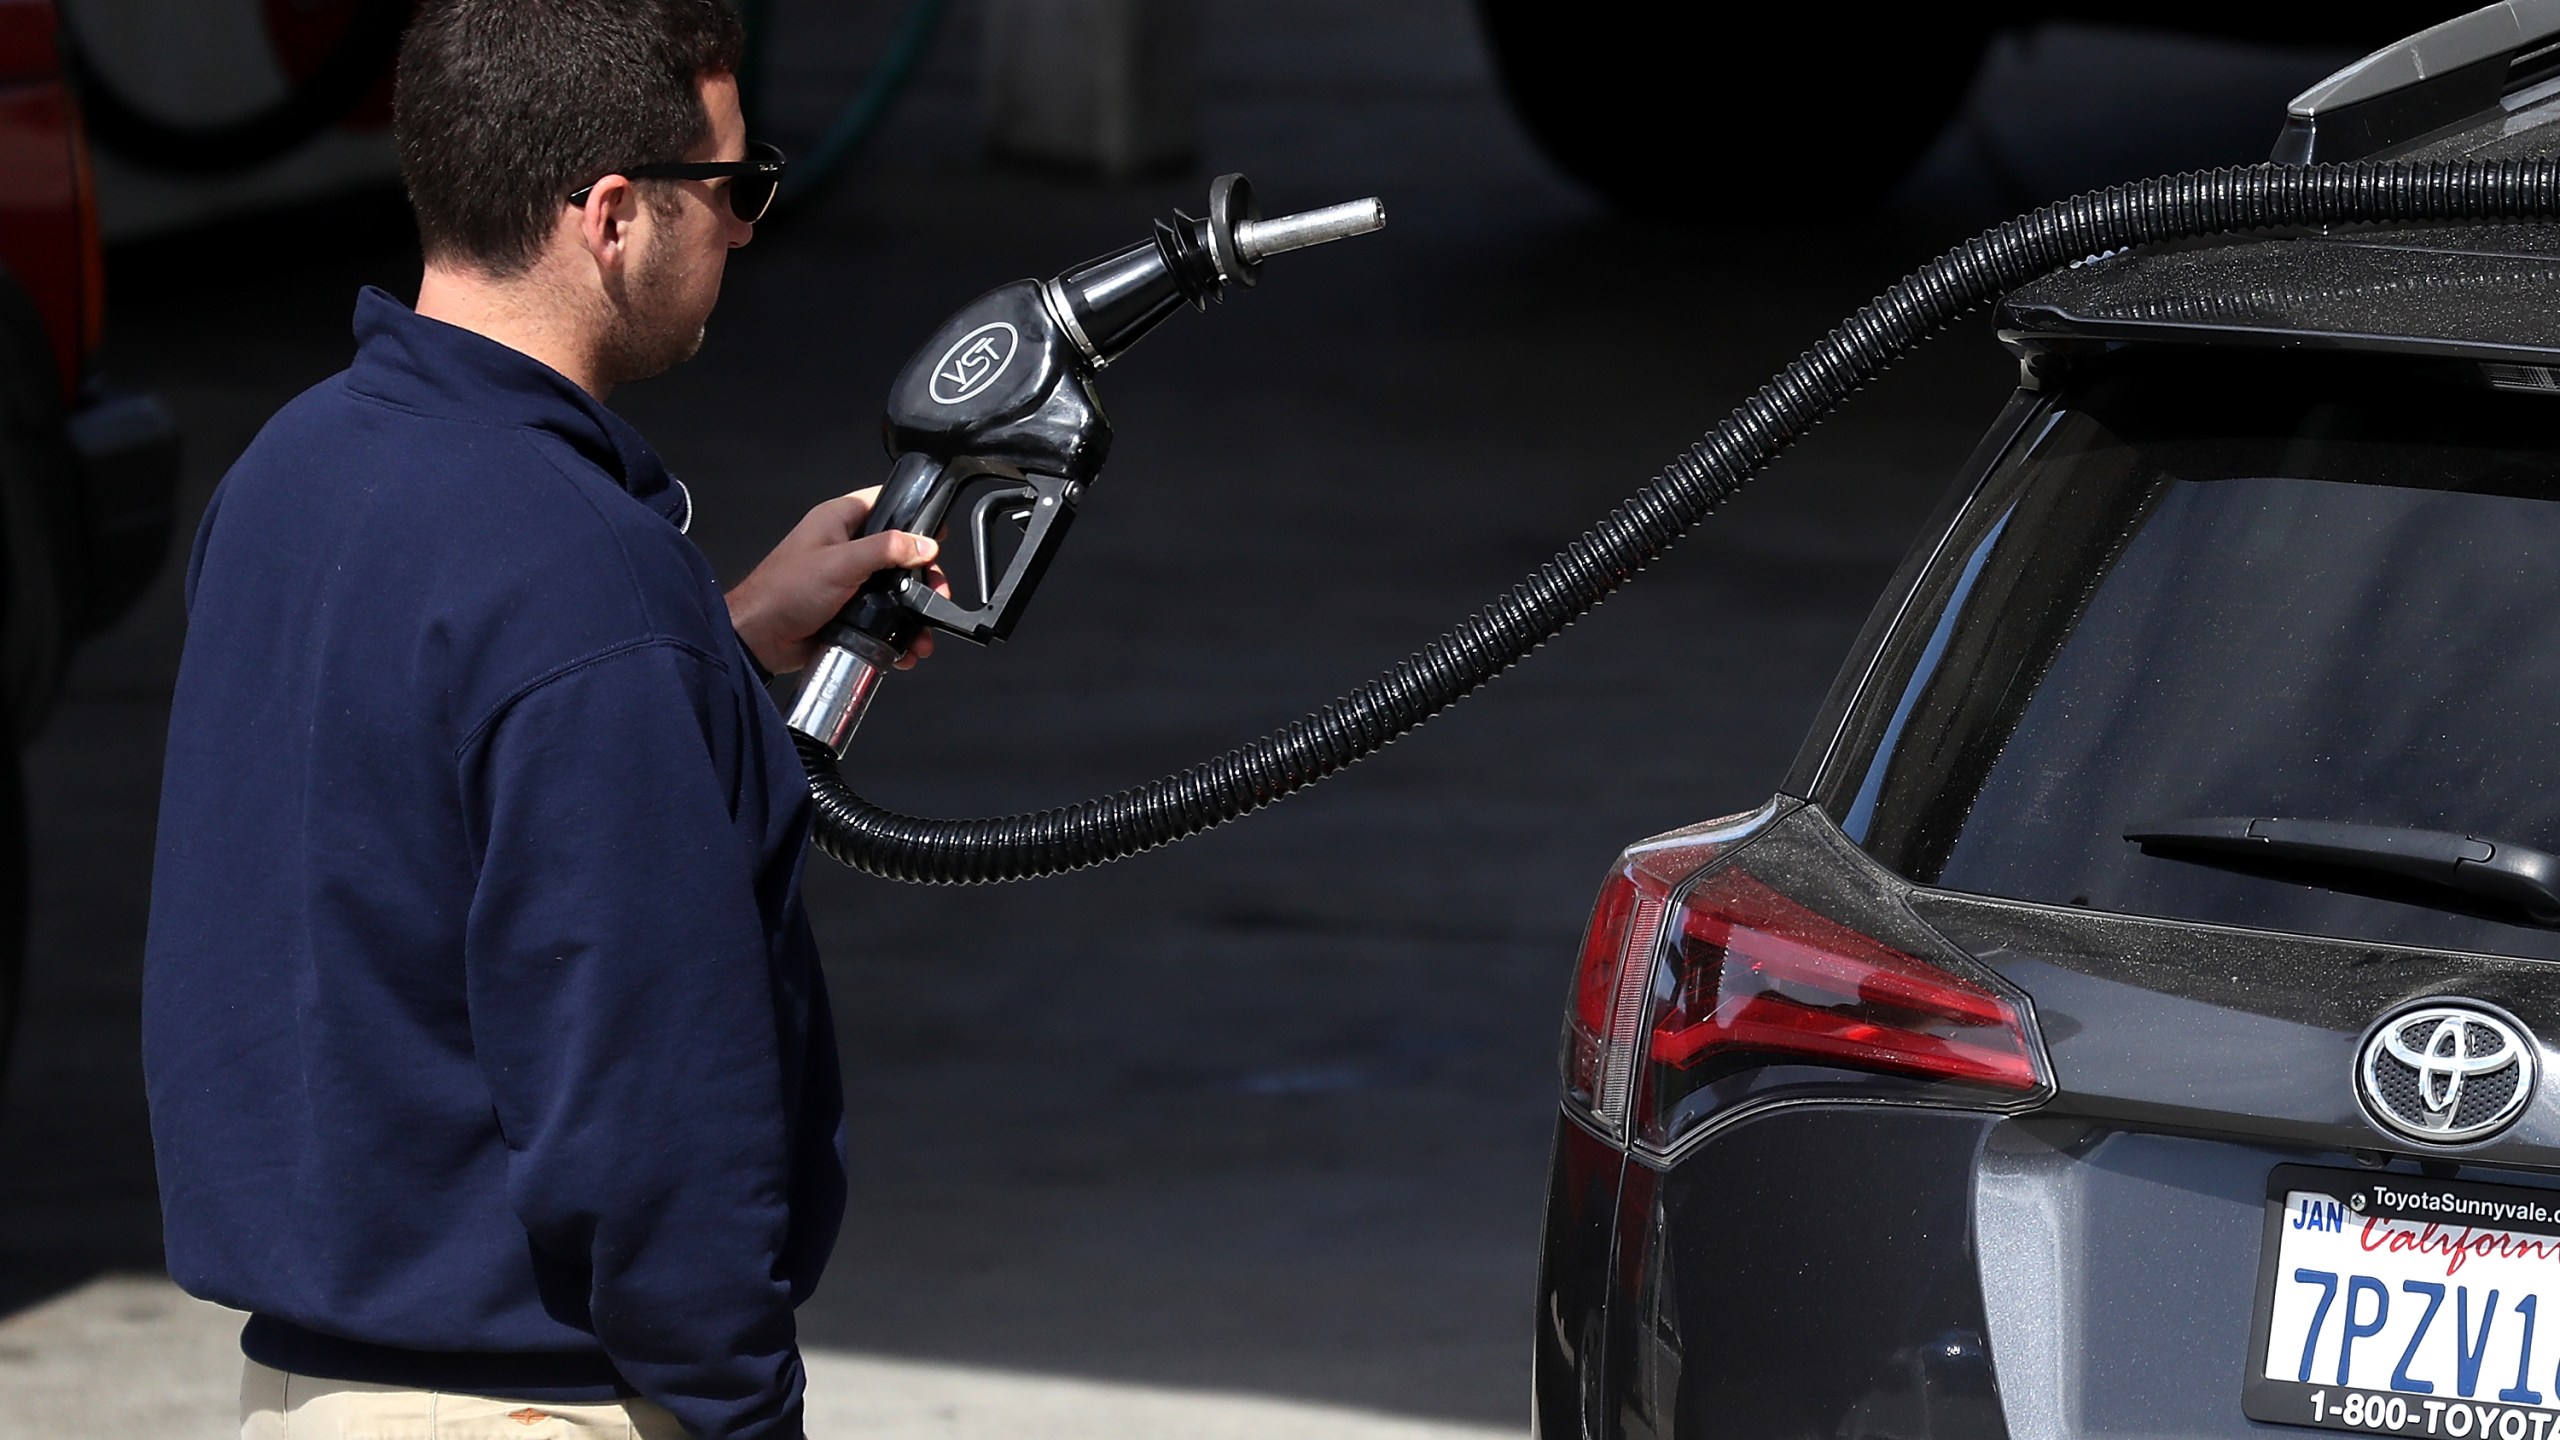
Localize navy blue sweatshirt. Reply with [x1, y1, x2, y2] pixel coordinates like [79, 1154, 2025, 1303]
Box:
[144, 288, 845, 1440]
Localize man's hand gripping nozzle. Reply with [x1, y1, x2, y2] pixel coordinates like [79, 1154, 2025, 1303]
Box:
[784, 174, 1386, 758]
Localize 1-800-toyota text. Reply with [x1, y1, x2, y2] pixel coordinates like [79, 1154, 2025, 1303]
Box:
[2307, 1388, 2560, 1438]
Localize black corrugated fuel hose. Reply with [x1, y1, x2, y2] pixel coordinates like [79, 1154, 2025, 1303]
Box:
[802, 159, 2560, 884]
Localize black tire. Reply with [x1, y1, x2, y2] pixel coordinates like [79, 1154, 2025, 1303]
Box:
[1475, 4, 1996, 221]
[2058, 2, 2443, 50]
[0, 276, 79, 743]
[0, 278, 79, 1103]
[0, 749, 22, 1092]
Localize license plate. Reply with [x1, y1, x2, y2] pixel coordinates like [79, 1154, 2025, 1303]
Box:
[2248, 1167, 2560, 1438]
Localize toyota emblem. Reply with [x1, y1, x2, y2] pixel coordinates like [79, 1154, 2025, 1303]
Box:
[2357, 1003, 2538, 1145]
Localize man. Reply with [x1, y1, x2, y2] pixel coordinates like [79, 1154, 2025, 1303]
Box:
[141, 3, 926, 1435]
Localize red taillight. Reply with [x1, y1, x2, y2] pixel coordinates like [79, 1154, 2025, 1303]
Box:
[1565, 860, 1669, 1120]
[1654, 869, 2040, 1092]
[1562, 804, 2045, 1151]
[1561, 804, 1777, 1125]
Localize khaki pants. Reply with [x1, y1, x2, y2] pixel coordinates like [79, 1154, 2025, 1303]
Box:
[240, 1359, 688, 1439]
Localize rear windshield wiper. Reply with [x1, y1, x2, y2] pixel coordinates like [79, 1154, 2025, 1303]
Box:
[2124, 817, 2560, 924]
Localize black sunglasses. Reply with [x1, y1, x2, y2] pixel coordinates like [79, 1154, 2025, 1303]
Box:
[568, 140, 786, 223]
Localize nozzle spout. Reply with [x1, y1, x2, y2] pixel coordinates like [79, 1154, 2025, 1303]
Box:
[1235, 198, 1387, 263]
[1045, 176, 1388, 368]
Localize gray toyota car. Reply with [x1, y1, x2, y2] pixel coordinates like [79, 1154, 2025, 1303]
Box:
[1533, 7, 2560, 1439]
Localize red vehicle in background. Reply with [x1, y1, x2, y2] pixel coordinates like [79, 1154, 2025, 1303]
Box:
[0, 0, 180, 1073]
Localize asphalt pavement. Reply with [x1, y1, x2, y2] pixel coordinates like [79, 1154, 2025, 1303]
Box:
[0, 4, 2361, 1434]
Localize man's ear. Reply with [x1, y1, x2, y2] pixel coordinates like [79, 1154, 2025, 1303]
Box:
[574, 175, 639, 277]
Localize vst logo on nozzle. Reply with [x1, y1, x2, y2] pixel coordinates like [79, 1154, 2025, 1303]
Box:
[930, 322, 1019, 405]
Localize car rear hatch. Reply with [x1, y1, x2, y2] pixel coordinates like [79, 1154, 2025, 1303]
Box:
[1559, 328, 2560, 1439]
[1786, 338, 2560, 1440]
[1548, 12, 2560, 1435]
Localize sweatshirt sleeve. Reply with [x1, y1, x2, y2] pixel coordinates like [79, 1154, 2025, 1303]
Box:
[457, 637, 807, 1440]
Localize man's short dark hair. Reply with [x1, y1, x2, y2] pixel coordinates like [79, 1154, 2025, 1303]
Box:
[394, 0, 747, 277]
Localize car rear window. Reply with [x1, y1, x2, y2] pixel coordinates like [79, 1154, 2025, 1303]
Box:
[1841, 349, 2560, 960]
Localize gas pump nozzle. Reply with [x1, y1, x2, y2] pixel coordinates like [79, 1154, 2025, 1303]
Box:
[786, 174, 1386, 758]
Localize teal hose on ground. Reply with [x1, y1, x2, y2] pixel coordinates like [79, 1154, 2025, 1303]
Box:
[742, 0, 951, 215]
[737, 0, 778, 131]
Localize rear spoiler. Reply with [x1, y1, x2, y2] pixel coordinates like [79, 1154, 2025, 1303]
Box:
[2276, 0, 2560, 163]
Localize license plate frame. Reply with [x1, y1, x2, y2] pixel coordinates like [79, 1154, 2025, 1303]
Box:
[2247, 1165, 2560, 1438]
